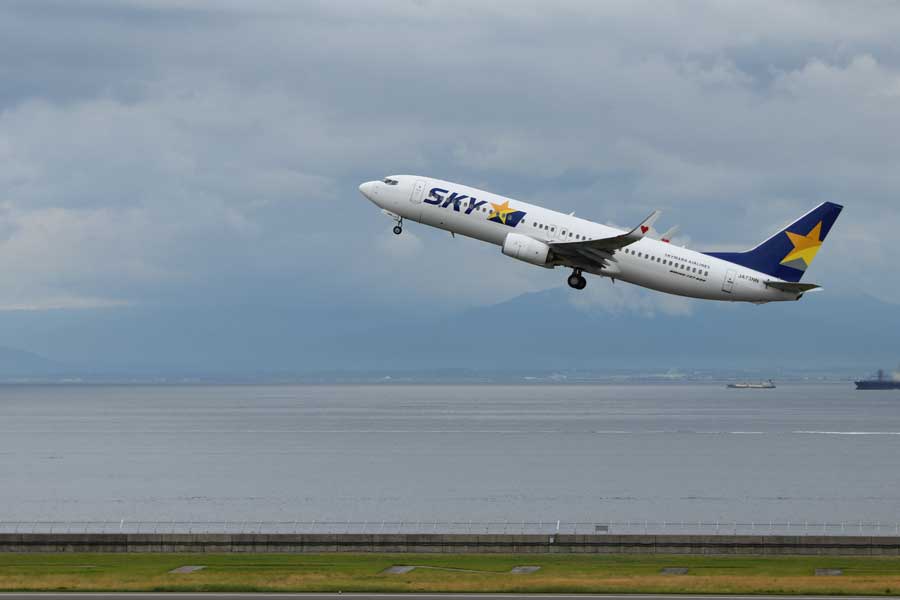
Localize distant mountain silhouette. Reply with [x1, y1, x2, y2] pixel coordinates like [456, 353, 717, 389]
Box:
[318, 288, 900, 372]
[0, 346, 64, 378]
[0, 289, 896, 378]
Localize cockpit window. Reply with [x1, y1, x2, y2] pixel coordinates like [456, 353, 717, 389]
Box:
[382, 178, 399, 186]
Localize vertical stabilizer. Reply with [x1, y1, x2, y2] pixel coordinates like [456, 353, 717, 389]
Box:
[705, 202, 842, 282]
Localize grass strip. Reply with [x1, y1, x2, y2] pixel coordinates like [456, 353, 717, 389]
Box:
[0, 552, 898, 594]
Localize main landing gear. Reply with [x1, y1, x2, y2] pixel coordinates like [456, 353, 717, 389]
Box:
[392, 217, 403, 235]
[567, 269, 587, 290]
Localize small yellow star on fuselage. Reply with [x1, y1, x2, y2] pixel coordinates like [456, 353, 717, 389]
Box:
[489, 200, 516, 224]
[780, 221, 823, 268]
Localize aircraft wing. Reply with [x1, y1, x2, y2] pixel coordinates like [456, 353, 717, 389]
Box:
[550, 210, 661, 269]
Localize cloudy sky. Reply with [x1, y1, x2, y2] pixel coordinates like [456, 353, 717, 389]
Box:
[1, 1, 899, 369]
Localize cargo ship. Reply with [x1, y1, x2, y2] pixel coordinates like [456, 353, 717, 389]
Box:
[855, 370, 900, 390]
[727, 380, 776, 389]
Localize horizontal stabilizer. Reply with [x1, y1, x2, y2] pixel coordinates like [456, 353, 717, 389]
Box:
[765, 281, 821, 293]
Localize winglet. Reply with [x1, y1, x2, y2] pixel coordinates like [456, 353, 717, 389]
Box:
[659, 225, 679, 243]
[625, 210, 661, 242]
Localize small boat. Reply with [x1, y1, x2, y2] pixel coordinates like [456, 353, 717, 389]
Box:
[727, 380, 776, 389]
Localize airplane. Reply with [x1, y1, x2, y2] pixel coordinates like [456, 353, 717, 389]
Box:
[358, 176, 843, 303]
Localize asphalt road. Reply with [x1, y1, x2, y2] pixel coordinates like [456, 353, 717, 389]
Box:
[0, 595, 888, 600]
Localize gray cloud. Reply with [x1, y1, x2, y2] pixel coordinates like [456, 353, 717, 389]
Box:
[1, 0, 899, 315]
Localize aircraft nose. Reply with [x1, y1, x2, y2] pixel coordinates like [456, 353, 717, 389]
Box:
[358, 180, 377, 200]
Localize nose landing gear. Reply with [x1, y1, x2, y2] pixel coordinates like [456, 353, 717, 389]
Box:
[392, 217, 403, 235]
[567, 269, 587, 290]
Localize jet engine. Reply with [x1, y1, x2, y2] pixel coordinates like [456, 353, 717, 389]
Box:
[502, 233, 552, 267]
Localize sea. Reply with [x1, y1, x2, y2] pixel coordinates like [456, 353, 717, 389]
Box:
[1, 383, 899, 526]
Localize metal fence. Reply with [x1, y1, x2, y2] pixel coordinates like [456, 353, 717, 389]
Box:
[1, 519, 899, 536]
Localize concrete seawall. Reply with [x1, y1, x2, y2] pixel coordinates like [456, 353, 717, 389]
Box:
[2, 533, 899, 555]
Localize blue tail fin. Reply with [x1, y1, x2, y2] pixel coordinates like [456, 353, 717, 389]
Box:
[705, 202, 843, 282]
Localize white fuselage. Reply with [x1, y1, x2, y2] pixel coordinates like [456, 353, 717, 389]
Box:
[359, 175, 801, 303]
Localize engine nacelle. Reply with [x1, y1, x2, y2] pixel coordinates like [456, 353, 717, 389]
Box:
[502, 233, 552, 267]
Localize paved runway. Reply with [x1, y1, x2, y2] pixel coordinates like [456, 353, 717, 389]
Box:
[0, 595, 888, 600]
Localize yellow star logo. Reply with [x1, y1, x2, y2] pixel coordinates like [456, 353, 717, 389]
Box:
[489, 200, 516, 224]
[780, 221, 823, 268]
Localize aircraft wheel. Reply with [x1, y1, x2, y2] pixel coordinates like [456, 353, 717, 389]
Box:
[392, 225, 403, 235]
[567, 273, 582, 289]
[576, 276, 587, 290]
